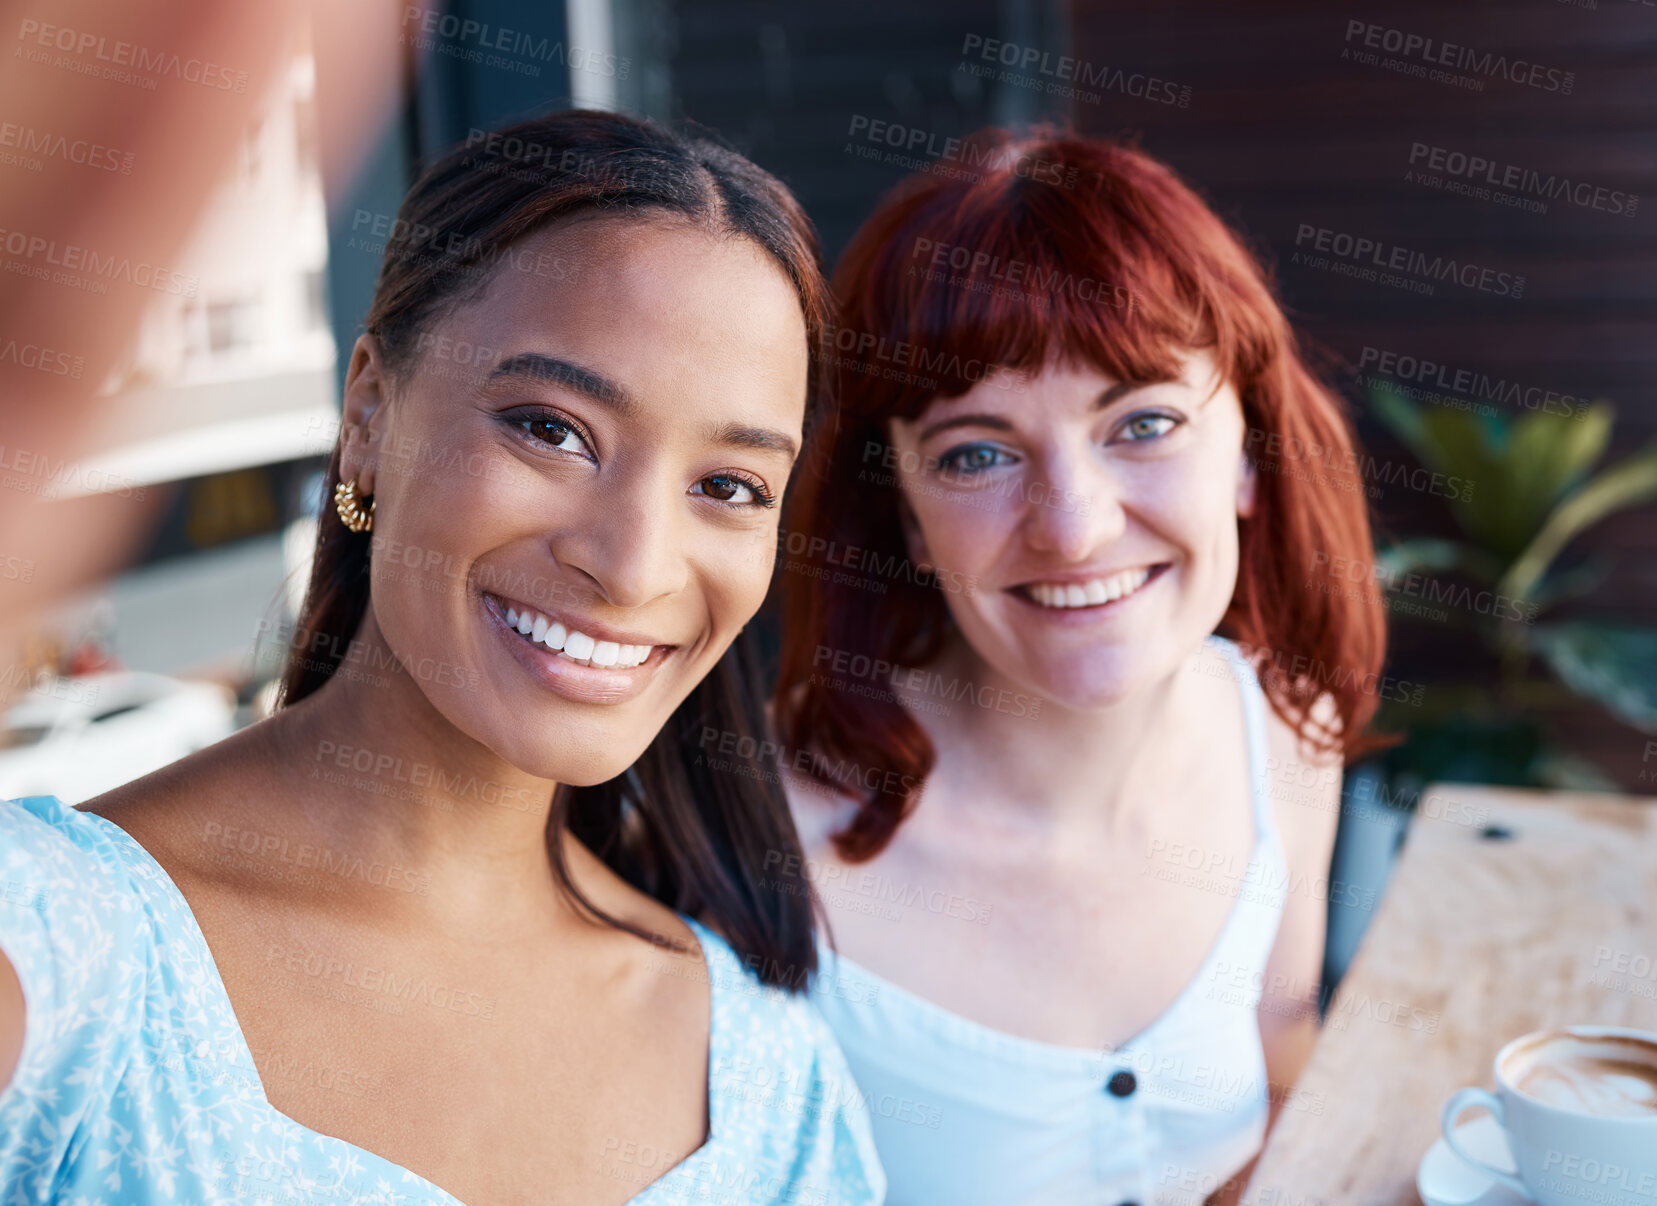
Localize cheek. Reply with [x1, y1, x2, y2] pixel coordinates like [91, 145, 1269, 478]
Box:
[368, 429, 517, 637]
[908, 494, 1014, 566]
[687, 531, 776, 652]
[1155, 445, 1243, 530]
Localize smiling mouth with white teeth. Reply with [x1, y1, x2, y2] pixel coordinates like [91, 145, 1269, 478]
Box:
[487, 595, 660, 668]
[1018, 565, 1166, 610]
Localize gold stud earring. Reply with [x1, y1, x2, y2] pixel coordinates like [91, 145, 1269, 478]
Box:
[334, 478, 375, 533]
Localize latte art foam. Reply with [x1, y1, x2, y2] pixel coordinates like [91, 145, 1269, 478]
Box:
[1510, 1035, 1657, 1118]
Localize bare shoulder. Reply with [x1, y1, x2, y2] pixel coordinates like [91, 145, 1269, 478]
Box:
[78, 722, 275, 882]
[1260, 693, 1344, 869]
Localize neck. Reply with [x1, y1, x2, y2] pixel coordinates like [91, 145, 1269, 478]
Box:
[256, 610, 573, 927]
[897, 635, 1213, 845]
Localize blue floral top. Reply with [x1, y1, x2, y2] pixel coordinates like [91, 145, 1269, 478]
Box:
[0, 795, 885, 1205]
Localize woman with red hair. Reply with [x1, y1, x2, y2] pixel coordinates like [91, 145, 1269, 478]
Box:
[772, 130, 1387, 1205]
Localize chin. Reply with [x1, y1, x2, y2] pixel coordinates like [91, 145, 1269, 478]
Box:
[1017, 645, 1174, 712]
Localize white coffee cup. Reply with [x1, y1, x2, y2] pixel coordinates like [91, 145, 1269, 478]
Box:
[1440, 1025, 1657, 1206]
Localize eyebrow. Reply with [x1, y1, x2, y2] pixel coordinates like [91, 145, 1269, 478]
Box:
[487, 353, 637, 418]
[488, 352, 798, 460]
[916, 380, 1157, 443]
[708, 420, 799, 462]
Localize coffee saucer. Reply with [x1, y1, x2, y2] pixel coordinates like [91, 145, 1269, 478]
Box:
[1417, 1114, 1533, 1205]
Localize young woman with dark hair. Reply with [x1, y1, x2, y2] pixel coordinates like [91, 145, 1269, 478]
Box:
[773, 130, 1388, 1205]
[0, 110, 884, 1205]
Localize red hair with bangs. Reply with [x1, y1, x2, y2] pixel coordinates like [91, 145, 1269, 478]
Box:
[774, 129, 1387, 863]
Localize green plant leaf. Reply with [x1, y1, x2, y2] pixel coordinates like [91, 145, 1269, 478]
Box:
[1366, 388, 1623, 561]
[1506, 403, 1613, 515]
[1489, 403, 1615, 553]
[1498, 440, 1657, 602]
[1527, 622, 1657, 731]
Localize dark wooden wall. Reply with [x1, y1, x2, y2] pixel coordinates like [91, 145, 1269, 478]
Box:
[1065, 1, 1657, 785]
[669, 0, 1657, 787]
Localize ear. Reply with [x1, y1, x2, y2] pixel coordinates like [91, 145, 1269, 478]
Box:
[1236, 450, 1257, 519]
[339, 334, 391, 496]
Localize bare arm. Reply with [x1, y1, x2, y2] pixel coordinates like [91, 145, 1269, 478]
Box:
[1207, 717, 1343, 1206]
[0, 948, 23, 1094]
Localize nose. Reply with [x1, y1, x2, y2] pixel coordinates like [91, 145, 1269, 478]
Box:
[1017, 448, 1127, 561]
[552, 462, 690, 609]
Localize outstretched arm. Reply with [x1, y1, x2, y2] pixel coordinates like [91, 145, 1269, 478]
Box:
[0, 949, 23, 1095]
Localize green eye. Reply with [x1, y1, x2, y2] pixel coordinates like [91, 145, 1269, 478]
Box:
[1120, 412, 1179, 441]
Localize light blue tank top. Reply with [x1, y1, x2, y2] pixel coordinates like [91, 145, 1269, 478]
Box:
[0, 794, 886, 1204]
[809, 636, 1289, 1206]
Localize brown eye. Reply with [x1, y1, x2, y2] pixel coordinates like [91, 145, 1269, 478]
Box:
[503, 406, 593, 458]
[691, 473, 776, 508]
[521, 417, 583, 451]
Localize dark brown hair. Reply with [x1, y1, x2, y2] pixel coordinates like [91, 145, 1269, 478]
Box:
[775, 128, 1387, 862]
[279, 110, 832, 987]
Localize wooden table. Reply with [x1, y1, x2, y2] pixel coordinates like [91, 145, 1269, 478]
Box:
[1243, 784, 1657, 1205]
